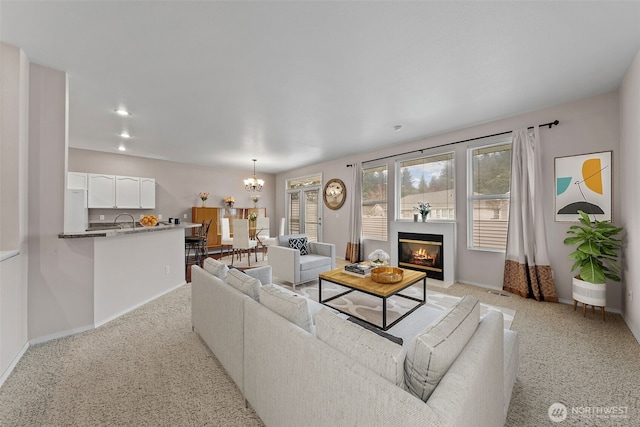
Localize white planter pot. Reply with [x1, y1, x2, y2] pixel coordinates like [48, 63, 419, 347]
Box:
[572, 276, 606, 307]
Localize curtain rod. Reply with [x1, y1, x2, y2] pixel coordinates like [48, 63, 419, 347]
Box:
[347, 120, 559, 167]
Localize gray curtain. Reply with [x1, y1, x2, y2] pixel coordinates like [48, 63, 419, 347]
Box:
[345, 163, 362, 262]
[503, 127, 558, 301]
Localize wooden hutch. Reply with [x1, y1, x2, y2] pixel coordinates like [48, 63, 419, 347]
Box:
[191, 206, 266, 251]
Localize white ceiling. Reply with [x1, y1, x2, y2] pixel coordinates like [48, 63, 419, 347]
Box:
[2, 1, 639, 174]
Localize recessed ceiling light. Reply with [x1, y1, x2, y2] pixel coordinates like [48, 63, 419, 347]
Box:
[115, 108, 130, 116]
[119, 131, 131, 138]
[118, 145, 126, 151]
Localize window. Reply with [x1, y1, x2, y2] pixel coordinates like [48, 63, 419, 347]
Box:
[286, 175, 321, 241]
[362, 165, 387, 241]
[398, 152, 455, 220]
[468, 139, 512, 251]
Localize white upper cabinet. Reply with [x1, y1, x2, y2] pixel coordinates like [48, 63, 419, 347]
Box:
[115, 176, 141, 208]
[67, 171, 87, 190]
[140, 178, 156, 209]
[88, 174, 116, 208]
[87, 173, 154, 209]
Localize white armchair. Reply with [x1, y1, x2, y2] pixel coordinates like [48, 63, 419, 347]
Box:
[267, 234, 335, 289]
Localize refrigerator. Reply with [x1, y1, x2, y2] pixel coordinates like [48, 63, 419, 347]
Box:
[64, 189, 89, 232]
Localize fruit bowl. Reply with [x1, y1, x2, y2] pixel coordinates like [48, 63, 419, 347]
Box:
[371, 267, 404, 284]
[139, 215, 158, 227]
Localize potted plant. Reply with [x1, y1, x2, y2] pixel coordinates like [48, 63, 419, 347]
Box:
[563, 210, 623, 310]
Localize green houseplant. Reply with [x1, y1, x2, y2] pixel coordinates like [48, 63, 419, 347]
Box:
[563, 210, 623, 284]
[563, 210, 623, 313]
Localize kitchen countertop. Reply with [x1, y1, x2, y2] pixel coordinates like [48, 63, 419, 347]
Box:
[58, 222, 200, 239]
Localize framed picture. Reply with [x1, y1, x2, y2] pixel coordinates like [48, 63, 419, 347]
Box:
[554, 151, 612, 222]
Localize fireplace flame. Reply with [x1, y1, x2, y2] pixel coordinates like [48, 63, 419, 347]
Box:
[411, 247, 435, 266]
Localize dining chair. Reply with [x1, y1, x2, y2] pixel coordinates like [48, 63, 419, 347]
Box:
[185, 219, 211, 274]
[220, 217, 233, 259]
[232, 218, 258, 266]
[256, 216, 277, 260]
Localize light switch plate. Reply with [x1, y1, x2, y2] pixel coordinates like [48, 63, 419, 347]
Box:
[183, 214, 187, 218]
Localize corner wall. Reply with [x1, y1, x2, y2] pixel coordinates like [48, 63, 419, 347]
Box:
[0, 43, 29, 384]
[28, 63, 94, 341]
[620, 48, 640, 342]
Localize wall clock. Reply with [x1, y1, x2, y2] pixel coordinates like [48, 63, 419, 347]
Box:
[323, 178, 346, 210]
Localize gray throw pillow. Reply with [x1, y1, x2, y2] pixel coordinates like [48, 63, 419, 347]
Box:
[226, 268, 261, 301]
[259, 284, 313, 333]
[202, 257, 229, 279]
[404, 295, 480, 402]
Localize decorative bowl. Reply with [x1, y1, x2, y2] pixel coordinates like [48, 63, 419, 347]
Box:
[139, 215, 158, 227]
[371, 267, 404, 284]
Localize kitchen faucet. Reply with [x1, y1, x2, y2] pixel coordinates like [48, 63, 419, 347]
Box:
[114, 213, 136, 230]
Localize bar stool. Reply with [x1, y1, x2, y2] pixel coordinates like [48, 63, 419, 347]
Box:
[185, 220, 211, 274]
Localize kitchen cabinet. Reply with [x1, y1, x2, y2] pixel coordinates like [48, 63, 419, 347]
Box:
[140, 178, 156, 208]
[192, 207, 266, 250]
[88, 174, 116, 208]
[87, 173, 155, 209]
[115, 176, 141, 208]
[67, 172, 87, 190]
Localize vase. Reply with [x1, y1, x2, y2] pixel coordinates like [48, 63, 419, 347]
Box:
[226, 202, 234, 208]
[421, 214, 428, 222]
[201, 199, 207, 207]
[413, 213, 418, 222]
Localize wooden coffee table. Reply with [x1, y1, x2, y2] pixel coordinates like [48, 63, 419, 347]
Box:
[318, 268, 427, 330]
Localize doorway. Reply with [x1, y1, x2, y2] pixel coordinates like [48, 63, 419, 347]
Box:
[286, 175, 322, 242]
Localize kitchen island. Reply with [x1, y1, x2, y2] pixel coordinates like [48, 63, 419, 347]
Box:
[58, 222, 199, 327]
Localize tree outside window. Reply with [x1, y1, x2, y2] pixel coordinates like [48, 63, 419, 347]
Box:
[362, 165, 387, 240]
[398, 152, 455, 220]
[468, 140, 512, 250]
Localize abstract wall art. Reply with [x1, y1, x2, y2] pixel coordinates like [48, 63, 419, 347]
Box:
[555, 151, 612, 222]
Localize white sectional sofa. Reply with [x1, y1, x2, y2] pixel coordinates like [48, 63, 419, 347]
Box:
[191, 259, 519, 426]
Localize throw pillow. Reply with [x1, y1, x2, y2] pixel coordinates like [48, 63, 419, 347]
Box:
[288, 237, 309, 255]
[404, 295, 480, 402]
[347, 316, 403, 346]
[259, 284, 313, 334]
[316, 309, 405, 386]
[202, 257, 229, 279]
[226, 268, 262, 301]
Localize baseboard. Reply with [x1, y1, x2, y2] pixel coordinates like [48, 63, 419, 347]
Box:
[622, 314, 640, 344]
[0, 341, 29, 388]
[29, 324, 95, 346]
[457, 279, 503, 291]
[94, 281, 187, 328]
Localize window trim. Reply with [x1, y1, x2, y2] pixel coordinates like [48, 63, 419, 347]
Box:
[466, 136, 512, 252]
[395, 150, 456, 221]
[361, 163, 388, 242]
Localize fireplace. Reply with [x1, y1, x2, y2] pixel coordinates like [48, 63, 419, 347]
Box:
[390, 221, 455, 286]
[398, 232, 444, 280]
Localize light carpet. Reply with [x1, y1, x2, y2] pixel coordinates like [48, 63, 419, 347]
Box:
[2, 279, 638, 426]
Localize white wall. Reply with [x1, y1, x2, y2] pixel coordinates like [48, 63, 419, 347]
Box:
[620, 49, 640, 341]
[0, 43, 29, 384]
[28, 63, 95, 341]
[276, 91, 623, 311]
[68, 148, 276, 230]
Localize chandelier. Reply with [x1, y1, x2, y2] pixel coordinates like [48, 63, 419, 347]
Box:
[244, 159, 264, 192]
